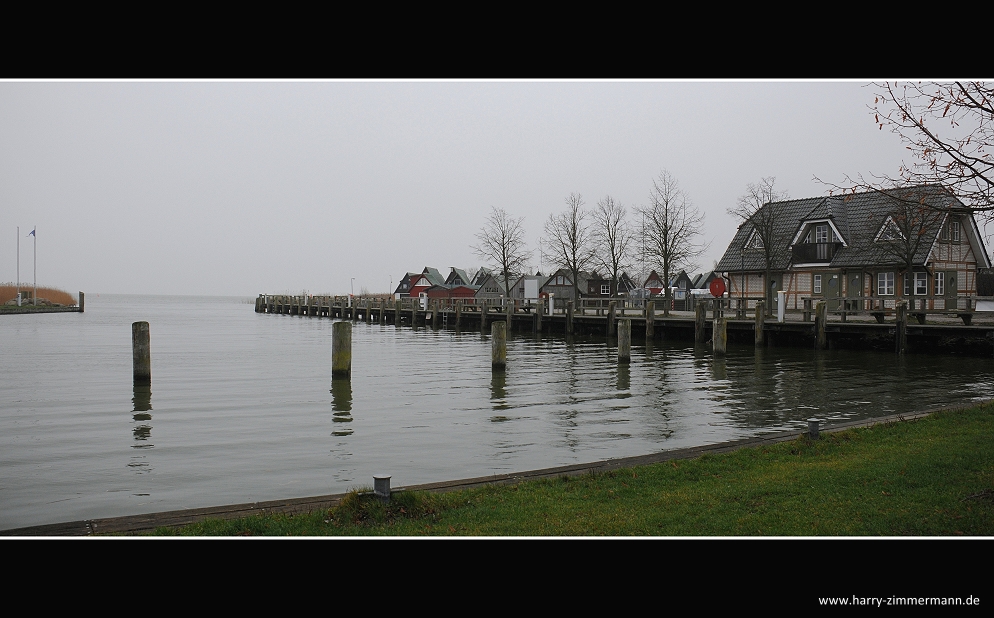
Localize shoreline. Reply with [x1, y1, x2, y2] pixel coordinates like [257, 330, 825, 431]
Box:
[0, 407, 943, 537]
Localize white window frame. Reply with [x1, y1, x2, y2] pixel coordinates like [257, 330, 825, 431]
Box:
[815, 224, 828, 243]
[951, 221, 961, 242]
[813, 274, 822, 294]
[914, 272, 927, 295]
[935, 272, 945, 295]
[601, 284, 610, 295]
[877, 272, 895, 296]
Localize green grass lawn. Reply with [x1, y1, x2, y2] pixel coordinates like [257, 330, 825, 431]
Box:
[151, 402, 994, 536]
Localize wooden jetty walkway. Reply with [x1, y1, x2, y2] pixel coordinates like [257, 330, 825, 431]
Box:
[255, 294, 994, 356]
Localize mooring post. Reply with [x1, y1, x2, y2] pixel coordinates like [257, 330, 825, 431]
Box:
[618, 319, 631, 363]
[607, 301, 616, 336]
[713, 316, 727, 355]
[432, 300, 440, 330]
[455, 299, 462, 329]
[645, 300, 654, 341]
[807, 418, 821, 439]
[695, 302, 707, 344]
[535, 298, 543, 333]
[79, 291, 85, 313]
[373, 474, 391, 501]
[481, 301, 488, 334]
[132, 321, 151, 385]
[332, 321, 352, 379]
[491, 320, 507, 370]
[815, 300, 827, 350]
[394, 299, 400, 325]
[896, 299, 907, 355]
[755, 300, 765, 346]
[566, 300, 574, 335]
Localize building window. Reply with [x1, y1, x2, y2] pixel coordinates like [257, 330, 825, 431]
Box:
[813, 274, 822, 294]
[951, 221, 961, 242]
[914, 272, 927, 295]
[903, 273, 910, 296]
[815, 224, 828, 243]
[877, 272, 895, 295]
[935, 272, 945, 295]
[601, 284, 610, 295]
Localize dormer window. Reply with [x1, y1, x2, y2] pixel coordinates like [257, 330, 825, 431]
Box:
[815, 224, 828, 243]
[875, 216, 905, 242]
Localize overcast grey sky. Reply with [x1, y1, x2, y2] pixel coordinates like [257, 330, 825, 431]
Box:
[1, 81, 924, 296]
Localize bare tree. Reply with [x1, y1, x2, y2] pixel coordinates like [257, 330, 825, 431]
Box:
[592, 195, 634, 296]
[821, 82, 994, 219]
[861, 186, 951, 293]
[727, 176, 790, 312]
[472, 207, 532, 300]
[544, 193, 596, 301]
[641, 171, 707, 316]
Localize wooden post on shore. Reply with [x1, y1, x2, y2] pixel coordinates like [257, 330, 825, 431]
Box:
[332, 321, 352, 379]
[713, 316, 727, 355]
[566, 300, 574, 335]
[618, 319, 631, 363]
[132, 321, 151, 385]
[491, 320, 506, 370]
[896, 300, 907, 355]
[644, 300, 654, 341]
[607, 301, 616, 336]
[815, 300, 827, 350]
[695, 302, 707, 344]
[481, 301, 488, 334]
[755, 300, 765, 346]
[79, 291, 84, 313]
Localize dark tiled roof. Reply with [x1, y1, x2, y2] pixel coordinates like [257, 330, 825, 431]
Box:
[716, 186, 976, 271]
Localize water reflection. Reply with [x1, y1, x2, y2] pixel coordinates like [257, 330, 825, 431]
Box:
[330, 380, 353, 436]
[131, 384, 152, 448]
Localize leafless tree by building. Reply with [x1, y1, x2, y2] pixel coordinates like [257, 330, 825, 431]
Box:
[822, 82, 994, 220]
[544, 193, 596, 301]
[641, 170, 707, 316]
[592, 195, 634, 296]
[472, 207, 532, 301]
[727, 176, 790, 313]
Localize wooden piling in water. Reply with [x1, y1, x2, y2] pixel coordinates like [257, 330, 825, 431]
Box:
[535, 298, 543, 333]
[815, 300, 827, 350]
[618, 319, 631, 363]
[695, 303, 707, 344]
[566, 301, 574, 335]
[480, 301, 488, 334]
[713, 316, 727, 355]
[132, 321, 151, 385]
[755, 300, 765, 346]
[332, 321, 352, 379]
[896, 300, 907, 355]
[644, 300, 654, 340]
[79, 291, 84, 313]
[607, 301, 616, 336]
[455, 300, 462, 329]
[394, 299, 400, 325]
[491, 320, 506, 369]
[432, 300, 439, 330]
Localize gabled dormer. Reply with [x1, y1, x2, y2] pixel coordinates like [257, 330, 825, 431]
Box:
[790, 218, 847, 264]
[873, 215, 906, 242]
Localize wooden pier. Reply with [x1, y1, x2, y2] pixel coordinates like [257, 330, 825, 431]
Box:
[254, 294, 994, 356]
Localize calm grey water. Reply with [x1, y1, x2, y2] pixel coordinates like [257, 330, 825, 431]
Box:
[1, 294, 991, 530]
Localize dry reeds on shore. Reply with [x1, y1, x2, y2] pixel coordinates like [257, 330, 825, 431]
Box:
[0, 284, 77, 306]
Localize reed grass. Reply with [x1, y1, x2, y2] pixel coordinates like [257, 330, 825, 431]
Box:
[0, 284, 77, 306]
